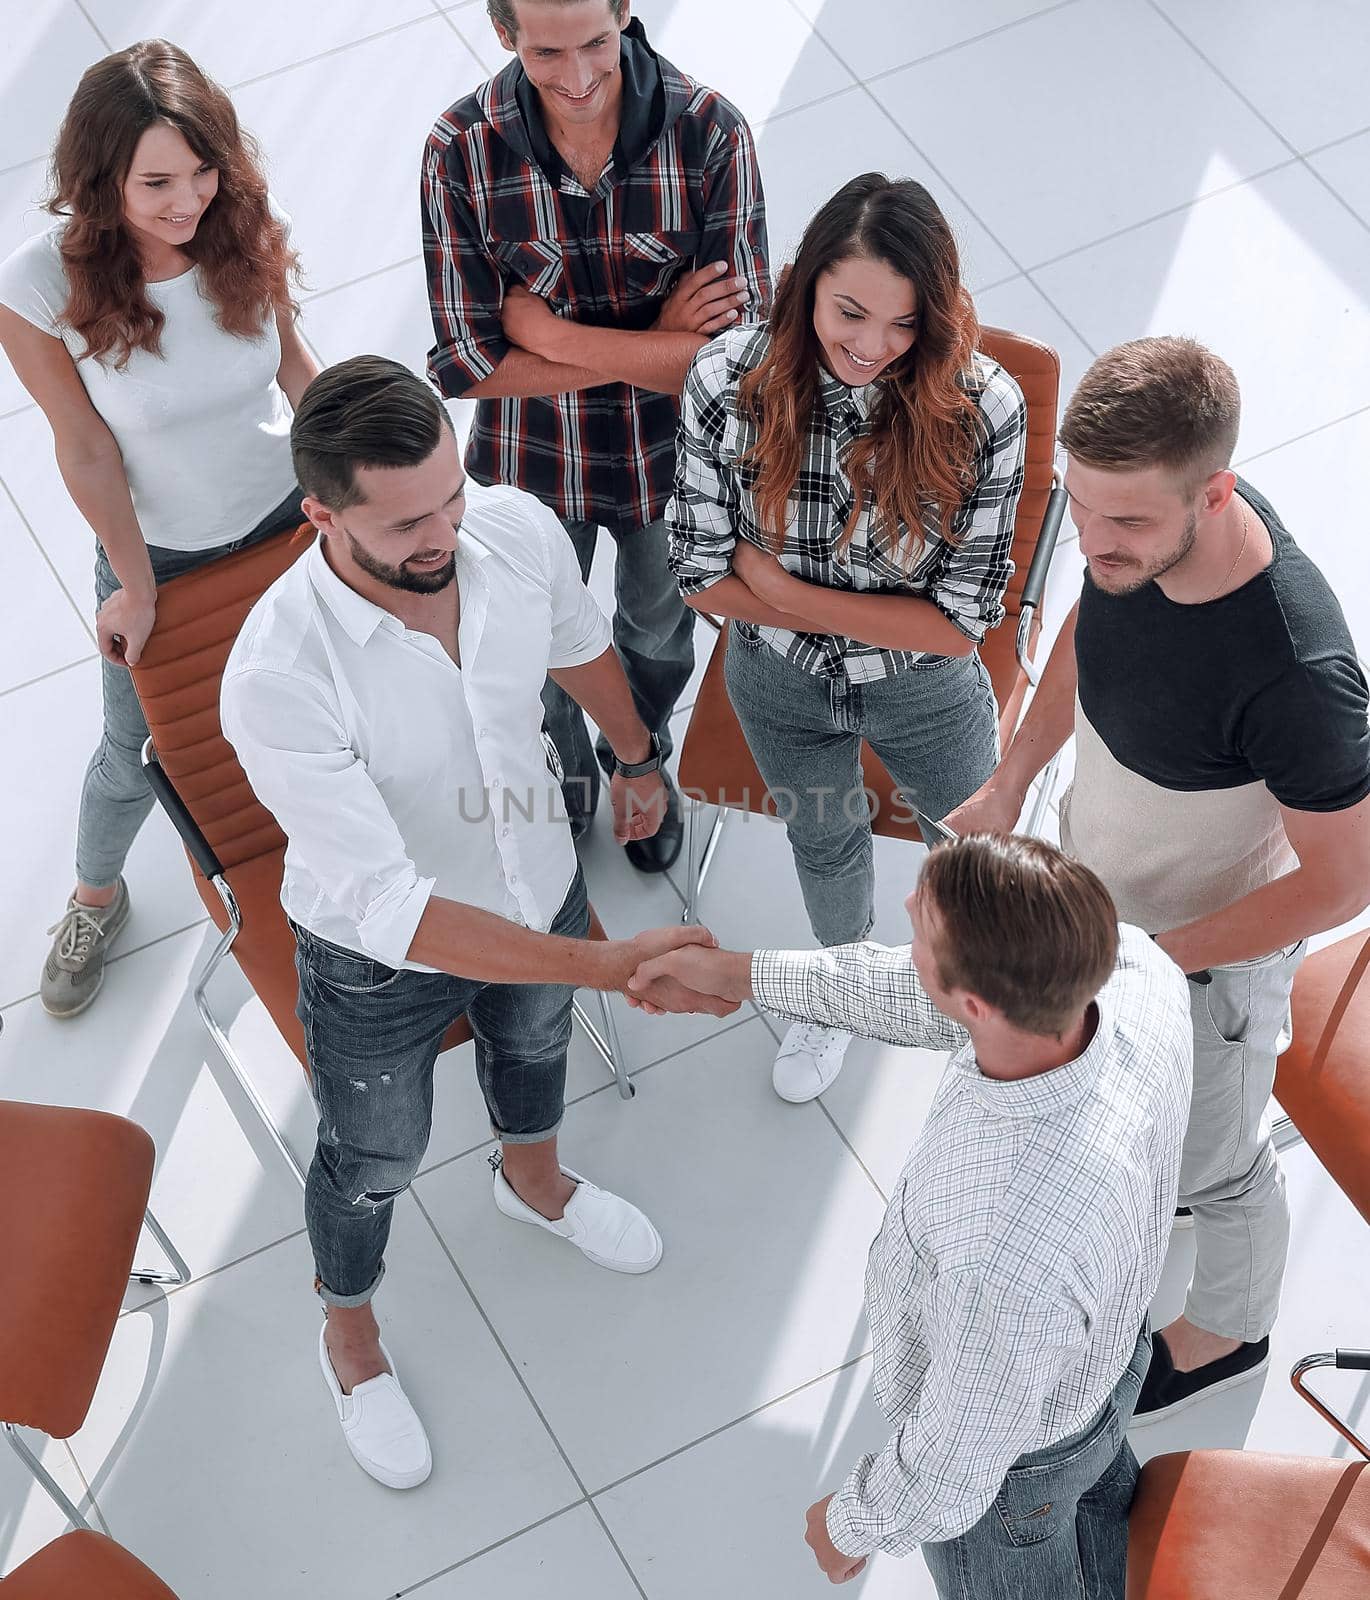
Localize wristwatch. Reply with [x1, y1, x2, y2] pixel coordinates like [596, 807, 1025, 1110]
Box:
[611, 730, 664, 779]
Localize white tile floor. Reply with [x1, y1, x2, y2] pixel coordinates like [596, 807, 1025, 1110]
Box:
[1, 2, 1368, 1595]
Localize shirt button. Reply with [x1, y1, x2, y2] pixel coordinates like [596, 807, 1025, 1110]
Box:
[491, 778, 502, 790]
[509, 874, 519, 886]
[501, 826, 511, 838]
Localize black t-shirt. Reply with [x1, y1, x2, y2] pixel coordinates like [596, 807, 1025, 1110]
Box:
[1075, 478, 1370, 813]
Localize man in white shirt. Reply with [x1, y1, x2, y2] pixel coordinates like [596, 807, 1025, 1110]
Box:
[627, 833, 1192, 1599]
[222, 356, 723, 1490]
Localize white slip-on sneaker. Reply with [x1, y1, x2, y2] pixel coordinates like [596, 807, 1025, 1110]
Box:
[772, 1021, 853, 1103]
[490, 1152, 663, 1274]
[318, 1322, 432, 1489]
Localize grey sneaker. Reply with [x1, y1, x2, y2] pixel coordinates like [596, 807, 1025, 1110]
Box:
[41, 879, 130, 1017]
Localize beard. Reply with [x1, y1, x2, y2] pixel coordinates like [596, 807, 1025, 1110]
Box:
[345, 531, 456, 594]
[1087, 510, 1198, 595]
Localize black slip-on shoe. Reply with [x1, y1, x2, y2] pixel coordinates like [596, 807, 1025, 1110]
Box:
[1131, 1332, 1270, 1426]
[1173, 1206, 1194, 1230]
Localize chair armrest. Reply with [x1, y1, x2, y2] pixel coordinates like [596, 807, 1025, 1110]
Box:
[140, 738, 225, 882]
[1291, 1349, 1370, 1459]
[1014, 473, 1069, 679]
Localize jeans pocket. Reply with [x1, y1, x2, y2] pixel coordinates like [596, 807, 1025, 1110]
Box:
[992, 1409, 1118, 1547]
[303, 935, 404, 996]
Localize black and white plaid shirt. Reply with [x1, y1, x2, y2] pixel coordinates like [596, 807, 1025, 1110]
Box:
[667, 324, 1027, 681]
[422, 21, 770, 537]
[751, 925, 1191, 1555]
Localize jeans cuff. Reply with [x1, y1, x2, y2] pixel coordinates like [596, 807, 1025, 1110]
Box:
[491, 1115, 564, 1147]
[314, 1260, 385, 1309]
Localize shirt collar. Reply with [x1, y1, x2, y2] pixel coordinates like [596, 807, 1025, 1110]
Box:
[305, 532, 490, 649]
[953, 989, 1117, 1121]
[817, 365, 872, 420]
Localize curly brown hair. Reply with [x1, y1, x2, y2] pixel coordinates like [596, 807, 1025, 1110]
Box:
[739, 173, 983, 566]
[47, 39, 299, 369]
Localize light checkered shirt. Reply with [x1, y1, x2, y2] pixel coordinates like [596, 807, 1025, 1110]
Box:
[667, 324, 1027, 683]
[751, 924, 1191, 1555]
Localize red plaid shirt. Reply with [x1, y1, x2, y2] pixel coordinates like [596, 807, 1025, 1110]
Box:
[422, 21, 770, 536]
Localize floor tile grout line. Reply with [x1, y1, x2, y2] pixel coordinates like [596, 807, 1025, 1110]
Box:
[0, 651, 96, 700]
[1300, 120, 1370, 161]
[1, 914, 213, 1013]
[1142, 0, 1300, 160]
[0, 401, 38, 422]
[70, 0, 112, 52]
[1141, 0, 1370, 243]
[852, 0, 1083, 89]
[792, 3, 1100, 359]
[408, 1190, 650, 1599]
[815, 1096, 889, 1204]
[1021, 154, 1302, 276]
[0, 154, 46, 182]
[1233, 401, 1370, 468]
[588, 1348, 872, 1500]
[225, 12, 456, 94]
[301, 255, 424, 306]
[119, 1226, 309, 1317]
[429, 0, 500, 76]
[0, 471, 97, 645]
[394, 1502, 592, 1597]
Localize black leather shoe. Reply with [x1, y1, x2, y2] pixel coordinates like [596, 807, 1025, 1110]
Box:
[1131, 1331, 1270, 1425]
[625, 777, 683, 873]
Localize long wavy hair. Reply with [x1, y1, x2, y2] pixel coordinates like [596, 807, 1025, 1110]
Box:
[739, 173, 982, 564]
[46, 39, 298, 368]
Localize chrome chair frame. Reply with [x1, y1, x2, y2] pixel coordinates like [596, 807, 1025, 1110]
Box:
[142, 741, 631, 1193]
[1290, 1347, 1370, 1460]
[680, 471, 1070, 923]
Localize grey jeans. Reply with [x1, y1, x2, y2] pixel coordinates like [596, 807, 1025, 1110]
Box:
[723, 627, 1000, 945]
[922, 1323, 1151, 1600]
[540, 516, 695, 830]
[1180, 940, 1304, 1341]
[75, 487, 303, 888]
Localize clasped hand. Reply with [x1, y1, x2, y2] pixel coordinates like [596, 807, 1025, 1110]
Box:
[623, 941, 748, 1019]
[731, 536, 798, 609]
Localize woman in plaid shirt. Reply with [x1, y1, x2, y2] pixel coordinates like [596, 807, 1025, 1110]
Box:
[668, 173, 1027, 1103]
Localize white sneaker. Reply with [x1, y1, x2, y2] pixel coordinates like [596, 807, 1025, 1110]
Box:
[318, 1322, 432, 1489]
[490, 1153, 663, 1274]
[772, 1021, 853, 1103]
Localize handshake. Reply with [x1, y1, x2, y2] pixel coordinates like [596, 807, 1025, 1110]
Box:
[608, 925, 753, 1018]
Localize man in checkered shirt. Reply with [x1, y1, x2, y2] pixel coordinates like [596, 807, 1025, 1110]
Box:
[421, 0, 770, 872]
[628, 832, 1192, 1599]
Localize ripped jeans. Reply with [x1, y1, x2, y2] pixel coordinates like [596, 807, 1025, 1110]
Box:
[294, 867, 588, 1307]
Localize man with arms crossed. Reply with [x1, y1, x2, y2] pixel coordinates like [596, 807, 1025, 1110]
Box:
[223, 358, 723, 1488]
[630, 833, 1192, 1597]
[949, 338, 1370, 1419]
[422, 0, 770, 870]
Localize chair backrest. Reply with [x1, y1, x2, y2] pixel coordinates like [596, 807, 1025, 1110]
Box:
[130, 526, 313, 873]
[0, 1101, 154, 1440]
[3, 1530, 181, 1597]
[678, 327, 1062, 834]
[1276, 929, 1370, 1224]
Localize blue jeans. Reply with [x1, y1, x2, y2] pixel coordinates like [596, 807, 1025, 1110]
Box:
[541, 517, 694, 831]
[295, 867, 590, 1308]
[76, 486, 304, 887]
[921, 1324, 1151, 1600]
[724, 629, 1000, 945]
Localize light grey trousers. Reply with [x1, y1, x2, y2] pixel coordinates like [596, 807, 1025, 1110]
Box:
[1179, 940, 1304, 1342]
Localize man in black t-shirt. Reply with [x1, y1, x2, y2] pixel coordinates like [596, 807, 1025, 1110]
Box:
[948, 337, 1370, 1422]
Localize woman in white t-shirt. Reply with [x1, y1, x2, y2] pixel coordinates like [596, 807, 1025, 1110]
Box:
[0, 39, 317, 1017]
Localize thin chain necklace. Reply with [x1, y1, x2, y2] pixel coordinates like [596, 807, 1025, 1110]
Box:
[1200, 501, 1250, 603]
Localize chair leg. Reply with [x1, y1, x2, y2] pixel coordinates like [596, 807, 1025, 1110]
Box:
[682, 803, 726, 925]
[1272, 1111, 1305, 1153]
[129, 1206, 192, 1288]
[571, 995, 636, 1100]
[197, 877, 308, 1191]
[3, 1423, 93, 1531]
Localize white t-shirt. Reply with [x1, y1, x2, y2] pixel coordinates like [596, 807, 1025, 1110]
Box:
[0, 209, 297, 552]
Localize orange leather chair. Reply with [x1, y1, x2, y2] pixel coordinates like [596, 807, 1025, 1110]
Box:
[1126, 930, 1370, 1597]
[675, 326, 1068, 921]
[2, 1531, 179, 1598]
[0, 1101, 185, 1542]
[127, 528, 630, 1190]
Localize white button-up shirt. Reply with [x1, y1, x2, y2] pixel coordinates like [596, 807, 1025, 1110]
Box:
[751, 925, 1192, 1555]
[221, 483, 612, 969]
